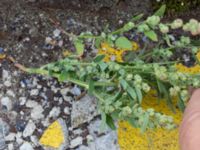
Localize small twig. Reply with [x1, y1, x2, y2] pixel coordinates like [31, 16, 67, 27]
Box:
[7, 56, 27, 72]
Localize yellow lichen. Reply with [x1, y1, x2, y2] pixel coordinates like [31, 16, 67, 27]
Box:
[98, 42, 139, 62]
[39, 119, 65, 148]
[118, 91, 182, 150]
[175, 51, 200, 74]
[97, 41, 197, 150]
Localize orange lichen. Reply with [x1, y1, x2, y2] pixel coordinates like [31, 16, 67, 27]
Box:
[118, 91, 182, 150]
[98, 42, 139, 62]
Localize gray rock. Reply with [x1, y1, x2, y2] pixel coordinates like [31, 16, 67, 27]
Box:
[0, 119, 10, 136]
[6, 90, 15, 97]
[31, 105, 44, 120]
[1, 97, 13, 111]
[76, 145, 90, 150]
[88, 119, 110, 138]
[25, 100, 38, 108]
[48, 107, 61, 118]
[53, 29, 61, 37]
[70, 86, 81, 96]
[20, 142, 34, 150]
[45, 37, 52, 44]
[8, 143, 14, 150]
[71, 95, 98, 128]
[30, 135, 39, 147]
[0, 134, 6, 150]
[30, 89, 39, 96]
[70, 137, 83, 148]
[23, 120, 36, 137]
[88, 132, 119, 150]
[64, 107, 70, 115]
[19, 97, 26, 106]
[5, 133, 16, 141]
[4, 80, 12, 87]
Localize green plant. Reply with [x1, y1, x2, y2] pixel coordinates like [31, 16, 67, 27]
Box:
[16, 6, 200, 131]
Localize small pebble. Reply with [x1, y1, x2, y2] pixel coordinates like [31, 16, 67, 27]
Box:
[53, 29, 61, 37]
[23, 120, 36, 137]
[31, 105, 44, 120]
[64, 107, 70, 115]
[45, 37, 52, 44]
[20, 142, 34, 150]
[8, 143, 14, 150]
[48, 107, 61, 118]
[5, 133, 16, 141]
[25, 100, 39, 108]
[1, 97, 13, 111]
[70, 137, 83, 148]
[70, 86, 81, 96]
[30, 89, 39, 96]
[15, 120, 26, 132]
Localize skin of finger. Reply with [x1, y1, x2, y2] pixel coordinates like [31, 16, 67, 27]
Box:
[179, 89, 200, 150]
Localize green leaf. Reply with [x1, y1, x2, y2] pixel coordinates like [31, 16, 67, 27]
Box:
[178, 94, 186, 112]
[135, 88, 143, 104]
[115, 37, 132, 50]
[100, 112, 107, 130]
[88, 80, 94, 95]
[93, 55, 105, 63]
[120, 79, 128, 90]
[144, 30, 158, 42]
[58, 71, 68, 82]
[98, 62, 108, 71]
[131, 14, 144, 22]
[95, 37, 103, 48]
[106, 115, 116, 130]
[141, 113, 149, 133]
[154, 4, 166, 17]
[74, 39, 84, 56]
[127, 87, 137, 100]
[157, 80, 175, 112]
[127, 118, 137, 127]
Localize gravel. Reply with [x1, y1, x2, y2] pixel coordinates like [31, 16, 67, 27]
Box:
[30, 105, 44, 120]
[1, 97, 13, 111]
[19, 142, 34, 150]
[71, 95, 98, 128]
[23, 120, 36, 138]
[70, 137, 83, 148]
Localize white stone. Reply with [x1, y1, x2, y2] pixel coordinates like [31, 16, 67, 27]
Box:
[8, 143, 14, 150]
[25, 100, 38, 108]
[64, 107, 70, 115]
[88, 131, 120, 150]
[19, 97, 26, 106]
[70, 137, 83, 148]
[30, 136, 39, 147]
[6, 90, 15, 97]
[4, 80, 12, 87]
[31, 105, 44, 120]
[86, 135, 94, 143]
[20, 142, 34, 150]
[2, 70, 10, 80]
[70, 86, 81, 96]
[1, 97, 12, 111]
[5, 133, 16, 141]
[48, 107, 61, 118]
[23, 120, 36, 137]
[30, 89, 39, 96]
[60, 88, 70, 96]
[53, 29, 61, 37]
[45, 37, 52, 44]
